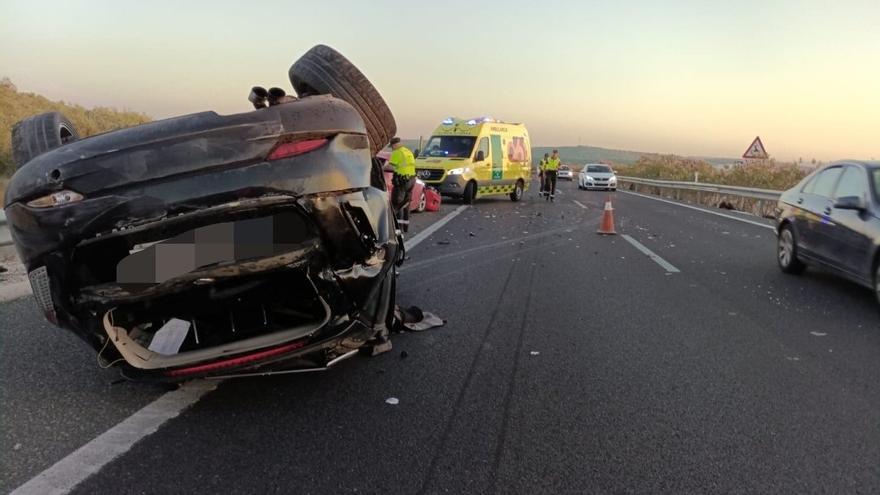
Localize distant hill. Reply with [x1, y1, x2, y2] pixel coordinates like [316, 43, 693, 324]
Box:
[531, 146, 644, 166]
[398, 139, 739, 168]
[0, 78, 151, 177]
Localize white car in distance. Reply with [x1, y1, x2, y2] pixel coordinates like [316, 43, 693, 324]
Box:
[578, 164, 617, 191]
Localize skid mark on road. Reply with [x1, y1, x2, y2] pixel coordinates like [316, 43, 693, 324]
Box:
[400, 237, 574, 292]
[415, 240, 524, 495]
[488, 245, 539, 494]
[401, 217, 601, 273]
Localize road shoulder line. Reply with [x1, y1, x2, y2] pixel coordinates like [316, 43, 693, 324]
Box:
[405, 205, 469, 251]
[619, 190, 775, 231]
[10, 381, 218, 495]
[622, 234, 681, 273]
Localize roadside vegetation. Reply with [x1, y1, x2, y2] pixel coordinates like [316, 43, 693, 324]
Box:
[618, 154, 813, 191]
[0, 78, 151, 184]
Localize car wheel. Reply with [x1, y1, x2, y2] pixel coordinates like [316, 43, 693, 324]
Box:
[416, 191, 427, 212]
[289, 45, 396, 156]
[463, 181, 476, 205]
[509, 180, 524, 202]
[778, 224, 806, 274]
[11, 112, 79, 169]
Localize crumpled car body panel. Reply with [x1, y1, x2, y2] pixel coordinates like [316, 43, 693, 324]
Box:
[3, 95, 402, 381]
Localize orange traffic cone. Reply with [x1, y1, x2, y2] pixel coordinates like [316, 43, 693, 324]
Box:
[597, 197, 617, 235]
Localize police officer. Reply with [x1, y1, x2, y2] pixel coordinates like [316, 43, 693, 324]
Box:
[543, 149, 561, 201]
[538, 152, 549, 197]
[388, 137, 416, 232]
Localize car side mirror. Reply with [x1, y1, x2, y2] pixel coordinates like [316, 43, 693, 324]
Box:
[834, 195, 866, 211]
[475, 150, 485, 162]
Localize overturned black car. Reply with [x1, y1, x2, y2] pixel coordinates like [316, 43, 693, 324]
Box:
[3, 45, 405, 381]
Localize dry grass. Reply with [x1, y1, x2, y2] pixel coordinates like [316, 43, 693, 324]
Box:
[618, 154, 812, 191]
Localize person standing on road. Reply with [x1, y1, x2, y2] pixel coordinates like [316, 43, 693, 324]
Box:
[543, 150, 560, 201]
[388, 137, 416, 232]
[538, 153, 549, 197]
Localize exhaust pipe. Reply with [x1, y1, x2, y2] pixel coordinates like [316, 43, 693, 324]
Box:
[249, 86, 269, 109]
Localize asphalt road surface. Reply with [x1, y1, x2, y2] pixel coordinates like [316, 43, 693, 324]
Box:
[2, 180, 879, 494]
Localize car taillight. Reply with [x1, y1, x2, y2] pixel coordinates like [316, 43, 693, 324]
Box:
[267, 138, 329, 161]
[26, 190, 84, 208]
[164, 340, 308, 377]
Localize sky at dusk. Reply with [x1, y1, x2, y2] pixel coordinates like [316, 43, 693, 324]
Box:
[1, 0, 877, 161]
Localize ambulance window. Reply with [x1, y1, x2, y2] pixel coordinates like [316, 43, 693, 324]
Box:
[476, 137, 489, 161]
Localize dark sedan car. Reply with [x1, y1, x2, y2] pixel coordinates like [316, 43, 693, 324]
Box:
[3, 45, 402, 382]
[776, 160, 880, 302]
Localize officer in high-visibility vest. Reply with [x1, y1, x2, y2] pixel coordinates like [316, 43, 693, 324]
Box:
[388, 137, 416, 232]
[543, 149, 561, 201]
[538, 152, 549, 197]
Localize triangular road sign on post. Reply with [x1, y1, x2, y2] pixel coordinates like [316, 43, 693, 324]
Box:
[743, 136, 769, 160]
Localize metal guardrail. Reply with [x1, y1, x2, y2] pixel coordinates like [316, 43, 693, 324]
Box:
[617, 176, 783, 201]
[0, 210, 11, 247]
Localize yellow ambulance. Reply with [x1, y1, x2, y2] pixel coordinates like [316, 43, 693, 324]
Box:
[415, 117, 532, 203]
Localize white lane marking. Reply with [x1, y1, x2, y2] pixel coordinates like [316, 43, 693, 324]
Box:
[11, 380, 218, 495]
[572, 200, 588, 209]
[621, 234, 681, 273]
[405, 205, 469, 251]
[619, 190, 775, 231]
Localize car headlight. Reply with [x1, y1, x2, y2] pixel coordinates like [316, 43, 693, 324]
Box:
[609, 177, 617, 183]
[585, 175, 594, 181]
[26, 190, 84, 208]
[448, 167, 470, 175]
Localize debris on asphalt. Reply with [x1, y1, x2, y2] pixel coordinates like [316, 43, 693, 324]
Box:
[810, 332, 828, 337]
[530, 351, 540, 356]
[385, 397, 399, 405]
[400, 351, 408, 359]
[437, 240, 451, 245]
[394, 306, 446, 332]
[13, 443, 21, 451]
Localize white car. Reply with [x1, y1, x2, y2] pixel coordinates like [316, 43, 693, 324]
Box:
[578, 164, 617, 191]
[557, 165, 574, 181]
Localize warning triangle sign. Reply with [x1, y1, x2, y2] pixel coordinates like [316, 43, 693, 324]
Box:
[743, 136, 769, 159]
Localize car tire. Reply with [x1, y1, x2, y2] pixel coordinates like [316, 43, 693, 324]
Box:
[463, 181, 476, 205]
[416, 191, 427, 212]
[510, 180, 524, 202]
[778, 224, 806, 274]
[11, 112, 79, 169]
[289, 45, 397, 156]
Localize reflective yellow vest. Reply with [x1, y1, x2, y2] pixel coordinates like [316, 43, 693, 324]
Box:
[389, 147, 416, 176]
[545, 157, 560, 171]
